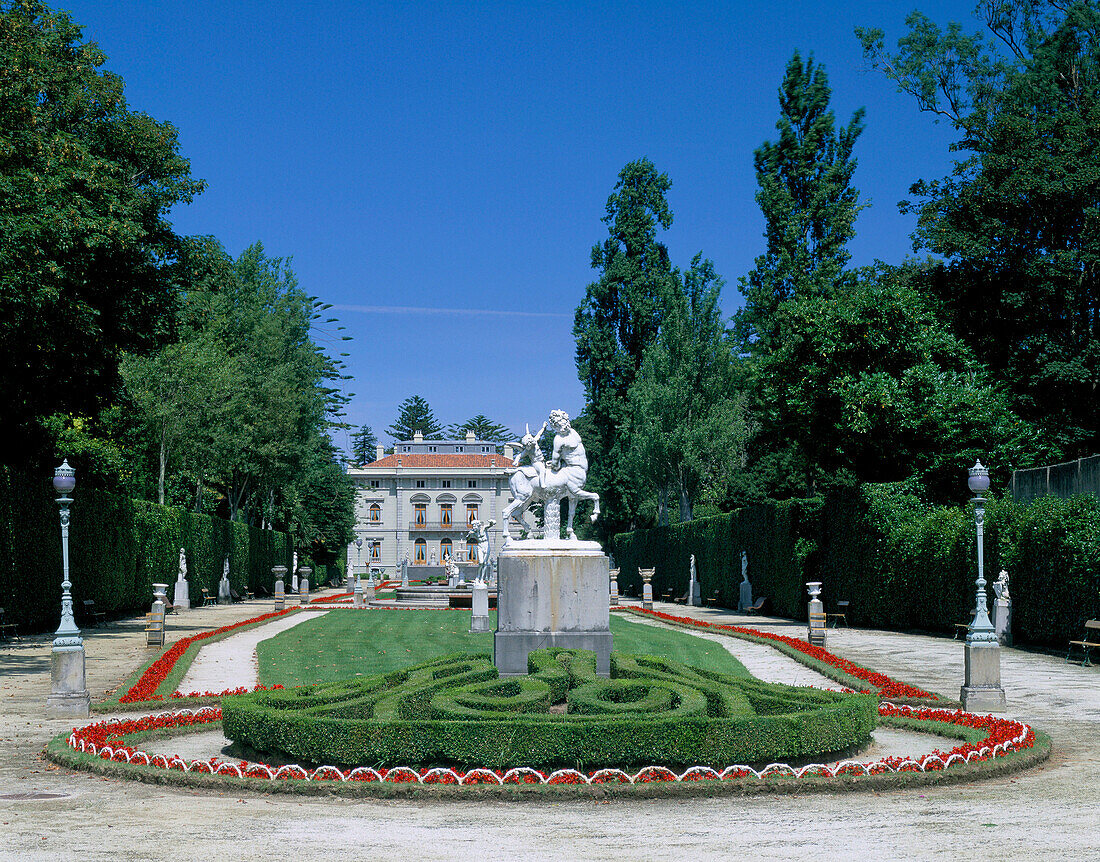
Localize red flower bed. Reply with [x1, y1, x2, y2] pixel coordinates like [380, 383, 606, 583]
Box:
[622, 607, 938, 701]
[119, 610, 295, 703]
[66, 702, 1033, 788]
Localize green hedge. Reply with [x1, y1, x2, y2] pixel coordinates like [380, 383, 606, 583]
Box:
[0, 466, 292, 631]
[221, 649, 876, 769]
[613, 499, 821, 621]
[613, 486, 1100, 649]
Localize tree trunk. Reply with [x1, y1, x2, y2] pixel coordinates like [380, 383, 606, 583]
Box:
[678, 484, 692, 523]
[657, 484, 669, 527]
[157, 430, 168, 506]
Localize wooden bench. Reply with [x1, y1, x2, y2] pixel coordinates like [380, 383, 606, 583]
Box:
[144, 612, 165, 647]
[0, 607, 17, 641]
[743, 596, 767, 614]
[704, 590, 721, 608]
[200, 587, 217, 607]
[954, 623, 971, 639]
[827, 600, 849, 628]
[1067, 619, 1100, 667]
[82, 599, 106, 627]
[808, 611, 828, 647]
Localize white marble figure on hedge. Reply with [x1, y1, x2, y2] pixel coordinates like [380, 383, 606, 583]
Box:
[218, 555, 232, 603]
[466, 519, 495, 584]
[501, 410, 600, 542]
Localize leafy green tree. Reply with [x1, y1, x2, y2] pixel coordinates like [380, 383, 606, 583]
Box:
[447, 414, 514, 443]
[0, 1, 204, 462]
[751, 269, 1049, 500]
[858, 1, 1100, 457]
[386, 395, 443, 441]
[624, 255, 750, 524]
[575, 158, 680, 537]
[738, 51, 865, 353]
[350, 425, 379, 464]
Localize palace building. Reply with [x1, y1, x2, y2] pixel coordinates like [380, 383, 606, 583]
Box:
[345, 431, 515, 576]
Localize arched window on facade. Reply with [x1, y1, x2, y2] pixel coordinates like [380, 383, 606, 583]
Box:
[369, 502, 381, 523]
[414, 538, 427, 564]
[440, 538, 453, 560]
[466, 540, 478, 562]
[370, 541, 381, 562]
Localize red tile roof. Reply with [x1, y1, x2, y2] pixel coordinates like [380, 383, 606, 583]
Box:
[365, 453, 506, 469]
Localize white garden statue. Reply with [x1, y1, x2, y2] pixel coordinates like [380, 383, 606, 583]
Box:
[501, 410, 600, 542]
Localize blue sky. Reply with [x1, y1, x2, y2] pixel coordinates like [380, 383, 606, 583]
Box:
[59, 0, 968, 449]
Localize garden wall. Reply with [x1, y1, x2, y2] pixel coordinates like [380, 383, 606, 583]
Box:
[613, 488, 1100, 649]
[0, 466, 291, 632]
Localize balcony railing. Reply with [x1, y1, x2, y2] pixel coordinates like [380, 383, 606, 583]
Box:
[410, 521, 468, 531]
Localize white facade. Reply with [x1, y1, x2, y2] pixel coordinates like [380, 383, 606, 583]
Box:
[345, 432, 515, 576]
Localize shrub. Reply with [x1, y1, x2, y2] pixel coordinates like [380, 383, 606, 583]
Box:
[221, 649, 876, 769]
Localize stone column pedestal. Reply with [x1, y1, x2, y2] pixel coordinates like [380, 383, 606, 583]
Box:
[274, 579, 285, 611]
[471, 582, 491, 632]
[640, 567, 654, 610]
[47, 646, 90, 718]
[218, 575, 231, 604]
[494, 540, 612, 676]
[961, 641, 1006, 712]
[173, 575, 190, 611]
[609, 568, 619, 606]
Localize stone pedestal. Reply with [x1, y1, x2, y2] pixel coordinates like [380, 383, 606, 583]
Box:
[494, 540, 612, 676]
[218, 575, 231, 605]
[471, 582, 491, 632]
[609, 568, 619, 606]
[363, 579, 375, 602]
[993, 598, 1012, 647]
[688, 577, 702, 607]
[739, 579, 753, 612]
[401, 561, 409, 588]
[291, 573, 299, 593]
[640, 567, 654, 610]
[353, 577, 365, 608]
[173, 575, 190, 611]
[147, 600, 166, 646]
[299, 579, 309, 604]
[961, 641, 1007, 712]
[47, 646, 90, 718]
[274, 579, 285, 612]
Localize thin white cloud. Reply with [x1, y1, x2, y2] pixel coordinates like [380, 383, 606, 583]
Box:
[331, 304, 570, 319]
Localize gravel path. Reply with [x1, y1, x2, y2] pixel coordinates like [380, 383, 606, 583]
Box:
[175, 609, 329, 694]
[2, 596, 1096, 862]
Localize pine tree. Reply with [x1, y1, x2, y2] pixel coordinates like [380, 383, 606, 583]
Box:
[385, 396, 443, 442]
[350, 425, 378, 464]
[447, 415, 514, 443]
[737, 51, 865, 353]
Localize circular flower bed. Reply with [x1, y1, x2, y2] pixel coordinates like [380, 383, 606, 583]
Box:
[58, 701, 1037, 792]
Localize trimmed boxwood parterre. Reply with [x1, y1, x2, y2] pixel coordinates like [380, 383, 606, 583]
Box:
[221, 648, 877, 770]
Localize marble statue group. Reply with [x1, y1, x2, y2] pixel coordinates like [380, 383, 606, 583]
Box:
[501, 410, 600, 542]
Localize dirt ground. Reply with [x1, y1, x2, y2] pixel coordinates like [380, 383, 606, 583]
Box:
[1, 598, 1097, 862]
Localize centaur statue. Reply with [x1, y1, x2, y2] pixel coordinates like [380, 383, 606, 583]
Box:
[501, 410, 600, 542]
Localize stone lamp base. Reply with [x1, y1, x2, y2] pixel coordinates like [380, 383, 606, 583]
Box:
[961, 641, 1006, 712]
[47, 646, 91, 718]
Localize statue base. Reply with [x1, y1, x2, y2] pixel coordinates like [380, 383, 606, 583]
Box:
[494, 540, 611, 677]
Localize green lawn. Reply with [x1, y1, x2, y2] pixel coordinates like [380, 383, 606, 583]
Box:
[256, 610, 750, 686]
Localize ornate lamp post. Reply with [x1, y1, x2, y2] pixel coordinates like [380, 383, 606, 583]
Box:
[960, 459, 1006, 712]
[355, 536, 363, 580]
[46, 460, 90, 717]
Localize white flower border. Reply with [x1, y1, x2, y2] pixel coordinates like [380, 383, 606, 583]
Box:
[67, 703, 1034, 787]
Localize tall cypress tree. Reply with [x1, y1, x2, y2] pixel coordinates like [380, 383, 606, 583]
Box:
[737, 52, 866, 497]
[575, 158, 680, 537]
[738, 51, 865, 353]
